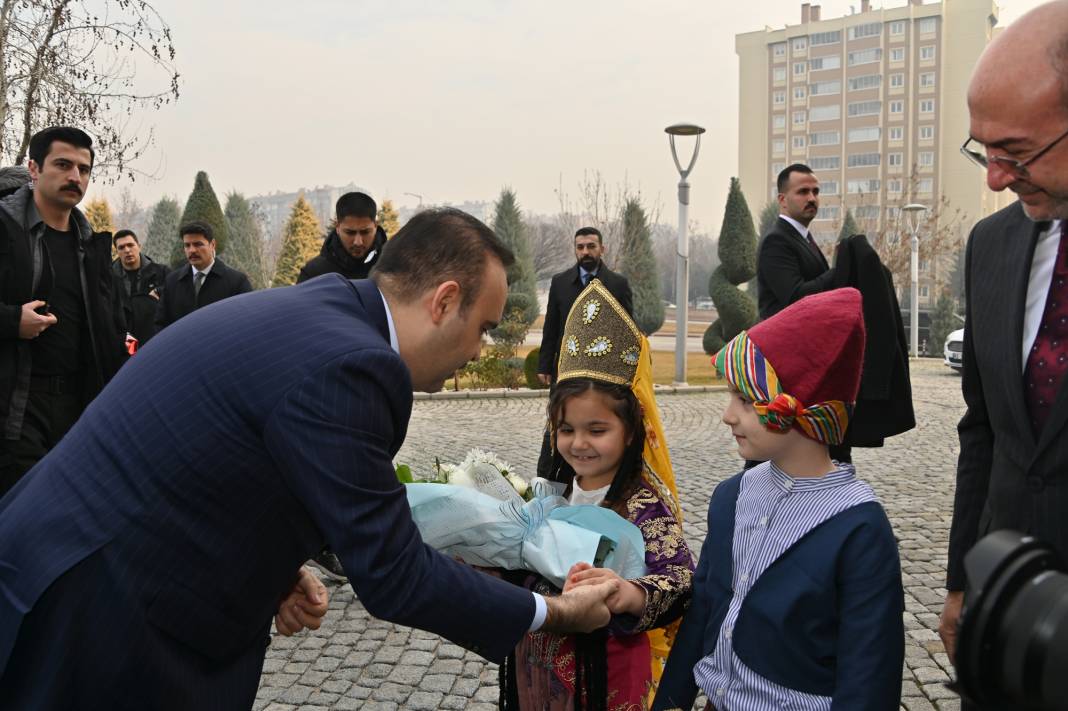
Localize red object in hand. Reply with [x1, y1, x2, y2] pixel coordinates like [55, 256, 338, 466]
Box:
[125, 334, 138, 356]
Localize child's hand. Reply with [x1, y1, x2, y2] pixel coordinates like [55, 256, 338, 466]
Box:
[564, 563, 647, 616]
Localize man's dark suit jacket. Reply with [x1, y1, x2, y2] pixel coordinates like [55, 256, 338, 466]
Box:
[0, 276, 534, 709]
[537, 264, 633, 377]
[947, 204, 1068, 590]
[155, 258, 253, 331]
[757, 217, 836, 319]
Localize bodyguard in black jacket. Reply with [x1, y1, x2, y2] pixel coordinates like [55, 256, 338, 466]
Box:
[155, 221, 253, 332]
[111, 230, 168, 345]
[298, 192, 386, 283]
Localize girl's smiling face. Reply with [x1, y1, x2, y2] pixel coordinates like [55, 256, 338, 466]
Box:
[555, 389, 632, 490]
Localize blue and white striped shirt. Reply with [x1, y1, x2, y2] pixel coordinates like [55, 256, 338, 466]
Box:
[694, 461, 878, 710]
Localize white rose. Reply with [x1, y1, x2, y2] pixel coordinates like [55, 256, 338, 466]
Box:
[505, 472, 529, 497]
[447, 464, 477, 489]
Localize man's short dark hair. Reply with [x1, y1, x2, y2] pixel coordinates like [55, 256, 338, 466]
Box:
[28, 127, 95, 169]
[575, 226, 603, 244]
[180, 221, 214, 242]
[113, 229, 139, 246]
[372, 208, 515, 313]
[777, 163, 814, 194]
[336, 192, 377, 222]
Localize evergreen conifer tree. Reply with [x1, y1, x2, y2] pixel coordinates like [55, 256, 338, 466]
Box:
[174, 171, 229, 266]
[491, 188, 538, 331]
[619, 197, 664, 335]
[928, 289, 959, 356]
[838, 209, 860, 242]
[224, 192, 268, 290]
[144, 196, 180, 265]
[377, 199, 401, 238]
[704, 178, 757, 354]
[272, 195, 323, 287]
[84, 197, 114, 233]
[758, 200, 779, 238]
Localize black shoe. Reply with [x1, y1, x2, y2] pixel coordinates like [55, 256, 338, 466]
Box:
[308, 548, 347, 583]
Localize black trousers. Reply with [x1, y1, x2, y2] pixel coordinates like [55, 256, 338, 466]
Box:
[0, 376, 84, 496]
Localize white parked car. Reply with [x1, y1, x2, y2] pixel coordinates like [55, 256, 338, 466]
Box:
[944, 328, 964, 372]
[694, 297, 715, 310]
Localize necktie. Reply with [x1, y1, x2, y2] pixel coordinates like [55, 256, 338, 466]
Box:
[1025, 222, 1068, 433]
[805, 233, 824, 260]
[581, 272, 591, 287]
[193, 271, 205, 302]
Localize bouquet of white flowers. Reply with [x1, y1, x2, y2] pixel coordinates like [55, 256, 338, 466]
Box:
[397, 451, 646, 588]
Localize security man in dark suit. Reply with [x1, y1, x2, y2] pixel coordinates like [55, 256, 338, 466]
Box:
[756, 163, 836, 320]
[155, 221, 253, 332]
[536, 226, 633, 475]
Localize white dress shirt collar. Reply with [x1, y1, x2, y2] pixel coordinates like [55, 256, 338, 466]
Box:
[378, 288, 400, 354]
[778, 214, 810, 239]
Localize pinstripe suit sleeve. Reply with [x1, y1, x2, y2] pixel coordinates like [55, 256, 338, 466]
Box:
[947, 228, 994, 591]
[263, 348, 535, 662]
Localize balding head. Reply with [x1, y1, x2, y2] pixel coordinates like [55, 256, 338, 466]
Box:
[967, 0, 1068, 221]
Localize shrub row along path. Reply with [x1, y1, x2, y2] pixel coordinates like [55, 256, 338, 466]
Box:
[255, 359, 964, 711]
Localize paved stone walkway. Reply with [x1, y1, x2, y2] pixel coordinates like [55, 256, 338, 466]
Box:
[255, 359, 964, 710]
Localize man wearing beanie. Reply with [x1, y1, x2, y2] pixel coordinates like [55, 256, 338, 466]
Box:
[654, 288, 903, 711]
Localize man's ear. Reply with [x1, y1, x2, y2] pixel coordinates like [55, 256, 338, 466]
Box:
[428, 280, 461, 324]
[27, 160, 40, 183]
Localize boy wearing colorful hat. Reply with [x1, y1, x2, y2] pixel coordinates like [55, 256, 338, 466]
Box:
[653, 288, 904, 710]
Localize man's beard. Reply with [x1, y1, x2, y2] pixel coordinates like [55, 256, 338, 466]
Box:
[578, 256, 599, 271]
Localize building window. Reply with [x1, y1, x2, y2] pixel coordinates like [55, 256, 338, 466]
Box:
[794, 61, 807, 75]
[809, 30, 842, 46]
[816, 206, 841, 221]
[848, 179, 881, 193]
[919, 18, 937, 34]
[774, 67, 787, 82]
[890, 73, 904, 88]
[919, 125, 934, 140]
[773, 90, 786, 105]
[793, 110, 807, 126]
[848, 152, 881, 168]
[848, 48, 883, 66]
[809, 55, 841, 71]
[771, 163, 786, 184]
[889, 126, 904, 141]
[888, 152, 903, 167]
[919, 285, 930, 298]
[920, 72, 936, 88]
[809, 80, 841, 96]
[920, 259, 930, 272]
[794, 86, 807, 100]
[890, 100, 904, 114]
[920, 45, 936, 61]
[848, 126, 881, 142]
[890, 47, 905, 62]
[889, 20, 906, 35]
[772, 138, 786, 153]
[809, 104, 841, 122]
[809, 130, 841, 145]
[919, 151, 935, 167]
[887, 179, 903, 193]
[809, 156, 841, 170]
[855, 205, 881, 220]
[848, 100, 882, 117]
[848, 74, 882, 92]
[773, 114, 786, 129]
[821, 180, 840, 195]
[793, 37, 807, 52]
[793, 136, 806, 149]
[920, 99, 935, 113]
[773, 42, 787, 58]
[848, 22, 883, 40]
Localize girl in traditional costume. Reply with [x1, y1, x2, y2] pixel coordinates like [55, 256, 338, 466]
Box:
[501, 279, 694, 711]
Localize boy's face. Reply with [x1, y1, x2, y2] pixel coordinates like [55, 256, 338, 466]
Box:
[721, 386, 792, 461]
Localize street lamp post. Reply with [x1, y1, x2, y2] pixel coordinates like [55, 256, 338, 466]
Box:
[404, 192, 424, 208]
[665, 122, 706, 385]
[902, 203, 928, 358]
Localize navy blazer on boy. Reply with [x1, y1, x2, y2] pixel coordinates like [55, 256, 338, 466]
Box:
[653, 473, 903, 711]
[0, 276, 533, 710]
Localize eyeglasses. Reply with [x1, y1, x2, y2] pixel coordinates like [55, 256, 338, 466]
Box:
[960, 126, 1068, 179]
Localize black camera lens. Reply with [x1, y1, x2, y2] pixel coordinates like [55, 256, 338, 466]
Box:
[956, 530, 1068, 710]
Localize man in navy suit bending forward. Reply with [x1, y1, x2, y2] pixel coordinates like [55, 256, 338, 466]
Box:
[0, 208, 616, 710]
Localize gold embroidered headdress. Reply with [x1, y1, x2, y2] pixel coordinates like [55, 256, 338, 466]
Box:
[556, 279, 681, 691]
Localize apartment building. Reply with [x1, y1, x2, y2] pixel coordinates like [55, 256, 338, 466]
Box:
[736, 0, 1013, 305]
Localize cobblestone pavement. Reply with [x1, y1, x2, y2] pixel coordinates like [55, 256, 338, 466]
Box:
[255, 359, 965, 711]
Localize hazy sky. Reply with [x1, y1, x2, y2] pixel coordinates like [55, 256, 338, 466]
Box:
[99, 0, 1044, 234]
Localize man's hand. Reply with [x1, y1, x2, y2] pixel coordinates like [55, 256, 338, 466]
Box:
[18, 301, 57, 339]
[275, 566, 330, 636]
[537, 373, 551, 386]
[148, 288, 159, 301]
[541, 579, 619, 634]
[939, 591, 964, 664]
[563, 562, 646, 616]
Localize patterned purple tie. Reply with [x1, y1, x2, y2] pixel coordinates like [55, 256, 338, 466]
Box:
[1025, 222, 1068, 433]
[805, 233, 823, 259]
